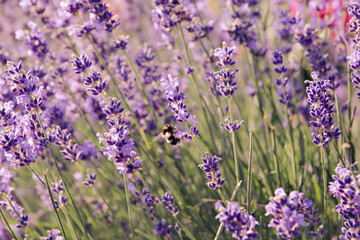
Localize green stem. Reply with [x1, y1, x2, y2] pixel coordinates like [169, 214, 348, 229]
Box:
[0, 206, 18, 240]
[320, 147, 327, 239]
[270, 128, 282, 187]
[247, 133, 253, 213]
[227, 97, 239, 201]
[124, 174, 135, 240]
[44, 172, 67, 240]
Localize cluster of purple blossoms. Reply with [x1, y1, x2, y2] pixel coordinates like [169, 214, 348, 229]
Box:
[347, 0, 360, 100]
[128, 184, 159, 221]
[15, 21, 49, 58]
[0, 194, 29, 228]
[52, 126, 82, 162]
[226, 0, 265, 56]
[329, 164, 360, 240]
[152, 0, 190, 46]
[198, 153, 225, 191]
[97, 98, 142, 175]
[71, 54, 107, 96]
[216, 201, 259, 240]
[273, 10, 297, 53]
[40, 229, 63, 240]
[88, 0, 120, 32]
[220, 118, 244, 133]
[265, 188, 321, 239]
[162, 192, 179, 216]
[160, 74, 190, 123]
[2, 61, 49, 168]
[272, 49, 293, 108]
[305, 72, 341, 147]
[0, 168, 12, 194]
[160, 74, 199, 139]
[154, 219, 174, 240]
[141, 188, 159, 221]
[83, 173, 96, 187]
[213, 42, 238, 98]
[296, 27, 334, 81]
[185, 17, 214, 42]
[51, 180, 67, 209]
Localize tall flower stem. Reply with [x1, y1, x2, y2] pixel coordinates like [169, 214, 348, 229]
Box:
[124, 174, 135, 240]
[44, 171, 67, 240]
[247, 133, 253, 213]
[227, 97, 240, 201]
[0, 206, 18, 240]
[320, 147, 327, 239]
[33, 108, 90, 239]
[271, 128, 282, 187]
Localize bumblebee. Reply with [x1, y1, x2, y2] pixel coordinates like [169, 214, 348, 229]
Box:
[161, 124, 181, 145]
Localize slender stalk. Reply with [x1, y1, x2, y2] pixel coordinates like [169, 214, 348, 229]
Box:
[320, 147, 327, 239]
[48, 147, 90, 240]
[247, 133, 253, 213]
[227, 97, 240, 202]
[44, 171, 67, 240]
[271, 128, 282, 187]
[123, 174, 135, 240]
[0, 206, 18, 240]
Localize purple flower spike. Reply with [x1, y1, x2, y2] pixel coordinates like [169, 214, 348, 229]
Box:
[329, 164, 360, 240]
[161, 192, 178, 216]
[40, 229, 63, 240]
[213, 42, 238, 98]
[97, 98, 141, 175]
[160, 74, 192, 124]
[305, 72, 341, 147]
[154, 219, 174, 240]
[220, 118, 244, 133]
[0, 168, 12, 194]
[265, 188, 320, 239]
[216, 202, 259, 240]
[71, 53, 92, 74]
[198, 153, 225, 191]
[83, 173, 96, 187]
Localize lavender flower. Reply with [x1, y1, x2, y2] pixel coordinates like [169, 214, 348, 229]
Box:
[226, 1, 265, 56]
[265, 188, 320, 239]
[216, 201, 259, 240]
[71, 54, 107, 96]
[83, 173, 96, 187]
[305, 72, 341, 147]
[198, 153, 225, 191]
[213, 42, 238, 97]
[40, 229, 64, 240]
[160, 74, 190, 123]
[154, 219, 174, 240]
[220, 118, 244, 133]
[97, 98, 141, 175]
[329, 164, 360, 240]
[272, 50, 293, 107]
[0, 168, 12, 194]
[162, 192, 178, 216]
[0, 193, 29, 228]
[348, 0, 360, 100]
[53, 126, 82, 162]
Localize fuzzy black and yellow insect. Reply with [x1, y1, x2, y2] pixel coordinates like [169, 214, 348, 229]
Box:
[162, 124, 181, 145]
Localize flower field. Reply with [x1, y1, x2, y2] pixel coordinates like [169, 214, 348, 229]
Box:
[0, 0, 359, 239]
